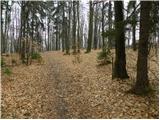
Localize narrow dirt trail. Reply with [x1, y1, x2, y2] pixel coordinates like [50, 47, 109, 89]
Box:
[1, 50, 158, 119]
[43, 52, 93, 118]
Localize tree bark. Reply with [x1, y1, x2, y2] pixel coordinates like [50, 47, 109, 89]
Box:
[48, 18, 50, 51]
[113, 1, 129, 79]
[132, 1, 152, 95]
[86, 1, 93, 53]
[60, 2, 65, 52]
[101, 1, 105, 51]
[1, 3, 4, 53]
[132, 24, 136, 50]
[56, 24, 59, 51]
[93, 3, 98, 50]
[108, 1, 112, 48]
[77, 1, 80, 53]
[132, 2, 137, 51]
[72, 1, 77, 54]
[65, 1, 71, 54]
[4, 1, 9, 53]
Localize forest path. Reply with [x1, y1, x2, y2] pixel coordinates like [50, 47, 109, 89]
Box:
[1, 50, 158, 119]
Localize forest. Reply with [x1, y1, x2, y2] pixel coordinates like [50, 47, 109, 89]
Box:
[1, 0, 159, 119]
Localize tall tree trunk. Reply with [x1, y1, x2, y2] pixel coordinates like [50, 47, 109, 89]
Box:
[72, 1, 77, 53]
[80, 22, 84, 49]
[128, 29, 130, 47]
[1, 3, 4, 53]
[101, 1, 105, 51]
[132, 1, 152, 95]
[98, 24, 101, 49]
[48, 18, 50, 51]
[56, 24, 59, 50]
[86, 1, 93, 53]
[58, 24, 61, 50]
[113, 1, 129, 79]
[26, 16, 30, 65]
[65, 17, 69, 54]
[108, 1, 112, 49]
[77, 1, 80, 53]
[62, 2, 65, 52]
[11, 13, 14, 53]
[93, 3, 98, 50]
[44, 18, 47, 51]
[132, 25, 136, 50]
[62, 25, 65, 51]
[20, 1, 27, 62]
[15, 6, 19, 52]
[65, 1, 71, 54]
[31, 12, 34, 40]
[132, 1, 136, 51]
[4, 2, 9, 53]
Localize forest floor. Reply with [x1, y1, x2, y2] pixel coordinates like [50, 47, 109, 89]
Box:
[1, 49, 159, 119]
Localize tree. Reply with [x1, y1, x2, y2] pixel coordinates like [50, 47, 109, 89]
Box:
[132, 1, 137, 51]
[1, 1, 5, 53]
[127, 1, 137, 51]
[132, 1, 152, 95]
[86, 1, 93, 53]
[65, 1, 72, 54]
[93, 3, 98, 50]
[113, 1, 129, 79]
[2, 1, 11, 53]
[47, 18, 51, 51]
[108, 1, 113, 48]
[149, 1, 159, 55]
[77, 1, 80, 53]
[72, 1, 77, 54]
[62, 1, 65, 52]
[101, 1, 105, 51]
[55, 17, 59, 51]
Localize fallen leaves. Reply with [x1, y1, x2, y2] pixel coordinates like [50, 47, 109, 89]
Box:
[1, 49, 159, 119]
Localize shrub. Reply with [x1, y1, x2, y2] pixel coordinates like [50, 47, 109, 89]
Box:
[1, 58, 5, 67]
[31, 52, 41, 60]
[4, 67, 12, 75]
[97, 50, 108, 60]
[97, 49, 112, 65]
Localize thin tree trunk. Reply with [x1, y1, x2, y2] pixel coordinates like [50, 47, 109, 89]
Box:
[62, 2, 65, 52]
[108, 1, 112, 48]
[101, 1, 105, 51]
[132, 24, 136, 50]
[72, 1, 77, 53]
[132, 2, 137, 51]
[48, 18, 50, 51]
[1, 4, 4, 53]
[93, 3, 98, 50]
[56, 24, 59, 50]
[98, 24, 101, 49]
[77, 1, 80, 53]
[4, 2, 9, 53]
